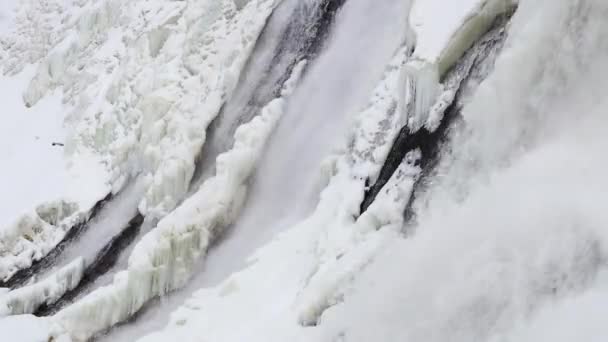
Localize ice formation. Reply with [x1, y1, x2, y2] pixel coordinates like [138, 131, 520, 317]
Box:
[0, 0, 280, 288]
[51, 60, 305, 341]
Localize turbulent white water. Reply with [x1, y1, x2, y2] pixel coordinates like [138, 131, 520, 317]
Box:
[307, 1, 608, 341]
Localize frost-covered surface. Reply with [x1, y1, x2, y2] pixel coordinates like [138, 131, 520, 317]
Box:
[410, 0, 515, 75]
[0, 257, 84, 316]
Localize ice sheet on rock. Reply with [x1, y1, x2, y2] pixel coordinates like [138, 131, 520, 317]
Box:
[0, 1, 18, 33]
[410, 0, 514, 75]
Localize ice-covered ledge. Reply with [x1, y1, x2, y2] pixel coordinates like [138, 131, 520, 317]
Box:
[403, 0, 517, 132]
[411, 0, 517, 77]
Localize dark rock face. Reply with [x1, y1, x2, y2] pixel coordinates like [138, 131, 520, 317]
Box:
[360, 10, 515, 217]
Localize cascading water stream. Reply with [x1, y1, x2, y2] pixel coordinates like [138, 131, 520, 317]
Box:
[41, 180, 144, 280]
[102, 0, 412, 340]
[189, 0, 346, 191]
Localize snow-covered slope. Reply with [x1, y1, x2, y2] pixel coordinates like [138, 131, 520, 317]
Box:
[3, 0, 608, 341]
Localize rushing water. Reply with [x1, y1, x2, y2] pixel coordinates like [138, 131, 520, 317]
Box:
[103, 0, 412, 340]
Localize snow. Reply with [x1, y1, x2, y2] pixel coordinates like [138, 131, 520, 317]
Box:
[0, 315, 56, 342]
[0, 1, 18, 34]
[0, 67, 68, 229]
[399, 0, 516, 133]
[410, 0, 515, 75]
[410, 0, 483, 63]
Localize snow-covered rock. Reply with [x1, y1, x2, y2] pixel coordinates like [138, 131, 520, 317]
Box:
[0, 201, 82, 282]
